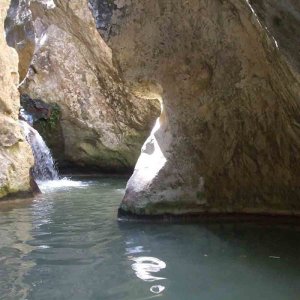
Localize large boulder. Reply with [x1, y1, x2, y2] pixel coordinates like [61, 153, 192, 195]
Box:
[0, 0, 33, 199]
[98, 0, 300, 216]
[6, 0, 159, 172]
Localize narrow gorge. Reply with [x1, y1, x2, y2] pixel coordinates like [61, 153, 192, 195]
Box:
[3, 0, 299, 216]
[0, 1, 300, 299]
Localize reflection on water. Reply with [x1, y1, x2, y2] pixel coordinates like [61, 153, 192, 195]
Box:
[125, 232, 166, 294]
[0, 176, 299, 300]
[150, 285, 165, 294]
[125, 244, 147, 255]
[0, 201, 35, 299]
[130, 256, 166, 282]
[130, 256, 166, 294]
[131, 256, 166, 281]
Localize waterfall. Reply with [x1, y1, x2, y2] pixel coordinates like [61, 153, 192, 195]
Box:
[19, 120, 59, 181]
[20, 108, 34, 125]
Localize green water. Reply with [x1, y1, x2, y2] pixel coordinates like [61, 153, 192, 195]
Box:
[0, 176, 299, 300]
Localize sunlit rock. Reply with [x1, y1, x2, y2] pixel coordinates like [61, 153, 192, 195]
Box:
[105, 0, 300, 216]
[0, 0, 33, 198]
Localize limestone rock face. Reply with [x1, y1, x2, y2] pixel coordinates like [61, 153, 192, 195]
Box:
[101, 0, 300, 216]
[0, 0, 33, 198]
[7, 0, 159, 171]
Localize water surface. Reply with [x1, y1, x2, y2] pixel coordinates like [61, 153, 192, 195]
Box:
[0, 176, 299, 300]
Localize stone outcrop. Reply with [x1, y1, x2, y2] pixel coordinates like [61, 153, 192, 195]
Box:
[96, 0, 300, 216]
[6, 0, 159, 172]
[0, 0, 33, 198]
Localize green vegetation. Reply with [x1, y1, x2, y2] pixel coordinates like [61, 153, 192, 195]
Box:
[37, 103, 61, 131]
[48, 103, 60, 129]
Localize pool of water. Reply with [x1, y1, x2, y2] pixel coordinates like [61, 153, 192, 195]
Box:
[0, 176, 299, 300]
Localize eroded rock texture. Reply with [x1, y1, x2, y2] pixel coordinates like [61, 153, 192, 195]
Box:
[98, 0, 300, 216]
[7, 0, 159, 171]
[0, 0, 33, 198]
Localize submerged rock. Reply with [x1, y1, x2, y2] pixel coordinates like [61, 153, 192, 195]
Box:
[99, 0, 300, 216]
[0, 0, 33, 199]
[6, 0, 159, 172]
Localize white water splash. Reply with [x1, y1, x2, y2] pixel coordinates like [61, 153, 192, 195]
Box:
[37, 178, 89, 193]
[20, 108, 34, 125]
[19, 120, 59, 181]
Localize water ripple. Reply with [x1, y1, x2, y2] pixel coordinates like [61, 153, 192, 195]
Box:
[0, 177, 300, 300]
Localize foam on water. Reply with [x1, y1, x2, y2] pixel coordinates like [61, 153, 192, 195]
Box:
[37, 178, 90, 193]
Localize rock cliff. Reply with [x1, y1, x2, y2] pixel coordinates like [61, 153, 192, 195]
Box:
[6, 0, 159, 172]
[2, 0, 299, 216]
[97, 0, 300, 216]
[0, 0, 33, 199]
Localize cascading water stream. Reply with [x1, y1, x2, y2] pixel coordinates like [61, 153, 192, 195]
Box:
[19, 108, 84, 192]
[19, 120, 59, 181]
